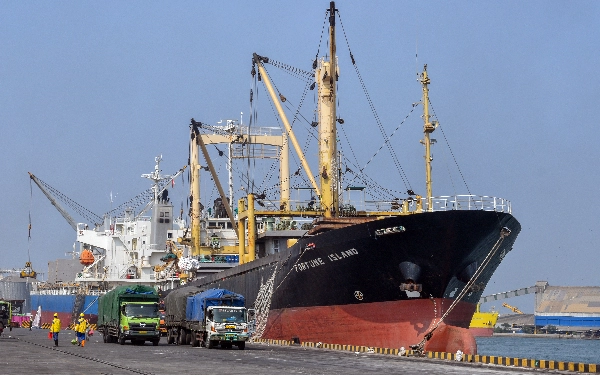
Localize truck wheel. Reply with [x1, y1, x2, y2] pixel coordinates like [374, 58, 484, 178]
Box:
[103, 333, 108, 343]
[185, 331, 191, 345]
[207, 340, 214, 349]
[167, 330, 175, 345]
[238, 341, 245, 350]
[191, 333, 198, 347]
[152, 338, 159, 346]
[118, 334, 125, 345]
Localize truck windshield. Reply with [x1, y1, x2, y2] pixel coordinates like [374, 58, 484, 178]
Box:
[213, 308, 246, 323]
[124, 304, 159, 318]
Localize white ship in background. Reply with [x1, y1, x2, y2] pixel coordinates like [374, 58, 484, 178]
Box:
[28, 154, 240, 323]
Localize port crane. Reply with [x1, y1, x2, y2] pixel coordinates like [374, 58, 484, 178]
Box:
[478, 282, 547, 303]
[29, 168, 185, 231]
[502, 302, 524, 314]
[477, 281, 549, 313]
[28, 172, 103, 230]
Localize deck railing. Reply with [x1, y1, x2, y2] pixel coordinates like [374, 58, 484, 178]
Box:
[284, 195, 512, 215]
[426, 195, 512, 213]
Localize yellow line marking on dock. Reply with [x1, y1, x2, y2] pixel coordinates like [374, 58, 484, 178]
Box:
[253, 338, 599, 373]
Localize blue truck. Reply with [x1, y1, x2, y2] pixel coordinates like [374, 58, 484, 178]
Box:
[164, 287, 249, 349]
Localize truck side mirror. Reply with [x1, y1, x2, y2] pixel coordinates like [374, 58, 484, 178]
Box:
[248, 309, 256, 318]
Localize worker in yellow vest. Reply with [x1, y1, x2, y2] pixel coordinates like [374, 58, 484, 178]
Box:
[76, 313, 88, 347]
[50, 313, 60, 347]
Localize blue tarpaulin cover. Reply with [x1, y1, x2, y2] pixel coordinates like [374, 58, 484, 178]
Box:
[186, 289, 244, 322]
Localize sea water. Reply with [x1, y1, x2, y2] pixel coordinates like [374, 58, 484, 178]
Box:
[476, 336, 600, 364]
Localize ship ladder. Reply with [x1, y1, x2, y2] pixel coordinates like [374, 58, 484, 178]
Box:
[410, 226, 512, 355]
[71, 294, 86, 324]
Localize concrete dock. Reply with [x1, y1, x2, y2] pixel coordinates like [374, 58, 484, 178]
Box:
[0, 328, 584, 374]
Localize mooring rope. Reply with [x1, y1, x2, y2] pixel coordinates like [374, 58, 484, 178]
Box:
[410, 226, 512, 354]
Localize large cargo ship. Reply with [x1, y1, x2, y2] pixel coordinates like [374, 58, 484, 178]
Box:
[28, 2, 520, 354]
[180, 2, 521, 355]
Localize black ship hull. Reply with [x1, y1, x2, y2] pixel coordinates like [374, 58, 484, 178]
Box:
[188, 210, 520, 353]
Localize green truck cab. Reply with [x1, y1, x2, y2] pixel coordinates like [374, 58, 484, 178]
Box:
[98, 285, 161, 346]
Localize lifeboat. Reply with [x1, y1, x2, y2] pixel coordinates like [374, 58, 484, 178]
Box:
[79, 249, 94, 266]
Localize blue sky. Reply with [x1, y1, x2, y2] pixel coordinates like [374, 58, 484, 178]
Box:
[2, 1, 599, 313]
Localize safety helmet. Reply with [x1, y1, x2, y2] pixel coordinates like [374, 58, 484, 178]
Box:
[80, 313, 84, 317]
[53, 313, 58, 317]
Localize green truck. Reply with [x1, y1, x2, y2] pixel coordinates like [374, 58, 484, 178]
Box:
[98, 285, 161, 346]
[0, 301, 12, 335]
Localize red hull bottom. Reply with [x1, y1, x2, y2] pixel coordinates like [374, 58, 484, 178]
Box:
[470, 327, 494, 337]
[263, 298, 477, 354]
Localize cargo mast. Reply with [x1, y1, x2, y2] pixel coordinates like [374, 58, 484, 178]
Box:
[419, 65, 436, 211]
[190, 125, 202, 256]
[317, 1, 339, 218]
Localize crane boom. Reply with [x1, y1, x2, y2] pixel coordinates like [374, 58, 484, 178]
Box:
[29, 172, 78, 231]
[479, 285, 543, 304]
[502, 302, 524, 314]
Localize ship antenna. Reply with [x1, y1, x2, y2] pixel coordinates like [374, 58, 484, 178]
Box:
[415, 36, 419, 79]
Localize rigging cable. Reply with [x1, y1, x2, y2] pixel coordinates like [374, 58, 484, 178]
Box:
[337, 9, 412, 193]
[247, 64, 258, 194]
[31, 174, 104, 227]
[410, 227, 512, 354]
[427, 98, 471, 195]
[28, 177, 33, 264]
[312, 8, 330, 71]
[252, 66, 320, 197]
[257, 60, 401, 202]
[347, 104, 417, 194]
